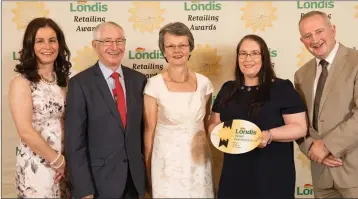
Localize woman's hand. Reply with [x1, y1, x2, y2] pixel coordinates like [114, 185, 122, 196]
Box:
[258, 130, 271, 148]
[52, 155, 66, 175]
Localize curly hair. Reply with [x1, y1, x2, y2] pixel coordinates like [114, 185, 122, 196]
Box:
[15, 17, 71, 87]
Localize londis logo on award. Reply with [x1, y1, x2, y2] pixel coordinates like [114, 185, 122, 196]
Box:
[70, 1, 108, 12]
[236, 129, 256, 135]
[184, 0, 221, 11]
[297, 0, 334, 9]
[240, 2, 277, 32]
[128, 48, 164, 60]
[296, 184, 314, 196]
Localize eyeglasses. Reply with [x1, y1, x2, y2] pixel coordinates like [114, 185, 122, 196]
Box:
[238, 51, 261, 59]
[164, 44, 190, 51]
[95, 39, 126, 46]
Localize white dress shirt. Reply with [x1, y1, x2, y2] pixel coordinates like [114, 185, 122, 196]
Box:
[312, 41, 339, 101]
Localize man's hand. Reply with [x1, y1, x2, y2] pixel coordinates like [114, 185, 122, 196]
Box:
[82, 194, 94, 199]
[308, 140, 330, 164]
[322, 154, 343, 167]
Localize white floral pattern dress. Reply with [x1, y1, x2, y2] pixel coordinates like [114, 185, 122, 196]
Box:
[15, 78, 69, 198]
[144, 73, 214, 198]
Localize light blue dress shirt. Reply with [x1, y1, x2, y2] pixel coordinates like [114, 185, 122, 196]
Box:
[98, 61, 127, 101]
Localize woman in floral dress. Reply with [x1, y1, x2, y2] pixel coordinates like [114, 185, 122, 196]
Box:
[9, 17, 71, 198]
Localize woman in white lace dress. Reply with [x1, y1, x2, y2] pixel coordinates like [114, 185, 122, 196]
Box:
[9, 18, 71, 198]
[143, 22, 214, 198]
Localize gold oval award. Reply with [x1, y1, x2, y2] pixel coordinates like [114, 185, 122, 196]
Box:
[210, 119, 262, 154]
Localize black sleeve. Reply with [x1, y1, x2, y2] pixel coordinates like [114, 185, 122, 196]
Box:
[276, 79, 306, 114]
[64, 77, 94, 198]
[212, 81, 233, 113]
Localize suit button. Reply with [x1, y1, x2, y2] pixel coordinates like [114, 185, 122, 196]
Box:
[123, 159, 128, 163]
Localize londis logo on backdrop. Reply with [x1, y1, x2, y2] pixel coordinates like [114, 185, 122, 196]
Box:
[295, 147, 311, 168]
[297, 0, 334, 9]
[297, 46, 314, 67]
[296, 184, 314, 196]
[269, 48, 278, 57]
[269, 48, 278, 68]
[241, 2, 277, 32]
[128, 47, 164, 60]
[12, 52, 20, 61]
[355, 4, 358, 18]
[128, 2, 165, 33]
[187, 44, 222, 78]
[12, 2, 49, 30]
[72, 46, 99, 73]
[184, 0, 221, 11]
[70, 1, 108, 12]
[129, 47, 164, 78]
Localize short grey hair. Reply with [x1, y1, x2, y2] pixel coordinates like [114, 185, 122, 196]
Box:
[299, 11, 331, 28]
[93, 21, 124, 40]
[158, 22, 194, 54]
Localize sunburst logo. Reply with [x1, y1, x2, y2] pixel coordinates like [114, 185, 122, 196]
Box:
[218, 127, 233, 141]
[240, 1, 277, 32]
[12, 2, 49, 30]
[355, 4, 358, 18]
[187, 44, 221, 78]
[297, 46, 313, 67]
[295, 147, 310, 169]
[72, 46, 98, 73]
[128, 2, 165, 33]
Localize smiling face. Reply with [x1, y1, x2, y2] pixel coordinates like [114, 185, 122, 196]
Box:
[299, 14, 336, 60]
[34, 26, 59, 67]
[238, 39, 262, 82]
[163, 33, 191, 67]
[92, 24, 126, 68]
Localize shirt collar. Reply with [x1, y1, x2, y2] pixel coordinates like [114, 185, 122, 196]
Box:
[316, 41, 339, 66]
[98, 61, 124, 79]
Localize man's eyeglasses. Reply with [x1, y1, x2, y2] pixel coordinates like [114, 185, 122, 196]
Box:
[164, 44, 190, 51]
[238, 51, 261, 59]
[95, 39, 126, 46]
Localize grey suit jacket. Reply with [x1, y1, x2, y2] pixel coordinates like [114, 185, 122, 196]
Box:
[295, 44, 358, 189]
[64, 63, 147, 198]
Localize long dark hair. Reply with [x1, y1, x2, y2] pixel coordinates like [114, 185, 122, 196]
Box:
[15, 17, 71, 87]
[220, 35, 276, 115]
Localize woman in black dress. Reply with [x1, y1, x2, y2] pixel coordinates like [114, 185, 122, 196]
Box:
[208, 35, 308, 199]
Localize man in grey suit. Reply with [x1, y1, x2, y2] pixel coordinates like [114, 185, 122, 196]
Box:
[295, 11, 358, 198]
[65, 22, 146, 198]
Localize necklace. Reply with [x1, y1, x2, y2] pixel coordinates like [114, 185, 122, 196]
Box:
[167, 68, 189, 83]
[40, 72, 57, 85]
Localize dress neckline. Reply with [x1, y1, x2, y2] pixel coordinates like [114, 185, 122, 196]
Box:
[160, 73, 199, 93]
[240, 85, 259, 92]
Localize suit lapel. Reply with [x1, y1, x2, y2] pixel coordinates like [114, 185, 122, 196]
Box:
[93, 64, 125, 132]
[123, 67, 134, 141]
[319, 44, 348, 117]
[303, 59, 317, 124]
